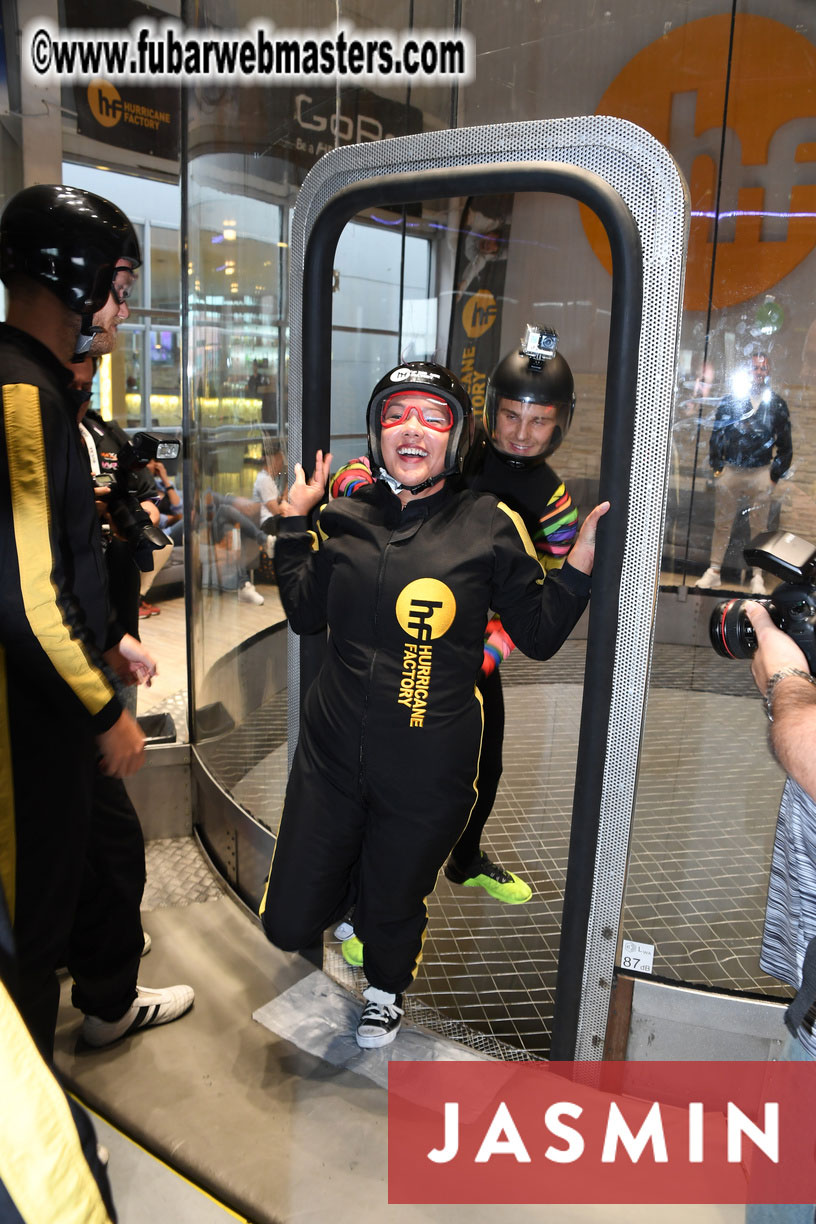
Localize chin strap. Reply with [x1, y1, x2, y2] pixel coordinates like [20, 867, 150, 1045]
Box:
[72, 312, 102, 358]
[377, 466, 453, 497]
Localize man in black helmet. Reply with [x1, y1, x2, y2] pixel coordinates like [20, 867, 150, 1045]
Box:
[331, 327, 579, 909]
[0, 185, 191, 1056]
[444, 325, 579, 902]
[261, 359, 606, 1048]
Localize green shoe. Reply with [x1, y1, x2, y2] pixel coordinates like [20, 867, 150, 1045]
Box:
[444, 852, 532, 904]
[341, 935, 364, 967]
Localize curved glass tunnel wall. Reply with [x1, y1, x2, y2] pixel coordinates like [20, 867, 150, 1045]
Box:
[185, 0, 816, 1055]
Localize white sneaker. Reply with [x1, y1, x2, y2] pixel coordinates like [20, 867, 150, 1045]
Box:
[238, 581, 264, 605]
[82, 984, 195, 1047]
[749, 571, 766, 595]
[695, 566, 722, 589]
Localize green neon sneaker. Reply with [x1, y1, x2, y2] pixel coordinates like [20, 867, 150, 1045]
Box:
[341, 935, 364, 967]
[444, 852, 532, 904]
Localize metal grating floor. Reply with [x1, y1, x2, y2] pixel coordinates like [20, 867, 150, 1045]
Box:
[160, 641, 792, 1059]
[143, 837, 225, 910]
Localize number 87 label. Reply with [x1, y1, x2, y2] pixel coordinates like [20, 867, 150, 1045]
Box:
[620, 939, 654, 974]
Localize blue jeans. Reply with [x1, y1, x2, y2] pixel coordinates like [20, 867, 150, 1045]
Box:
[745, 1031, 815, 1224]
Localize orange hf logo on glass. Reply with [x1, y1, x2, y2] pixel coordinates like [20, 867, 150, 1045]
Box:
[583, 14, 816, 309]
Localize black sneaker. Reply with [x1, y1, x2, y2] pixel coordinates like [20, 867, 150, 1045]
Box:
[355, 987, 404, 1049]
[444, 851, 532, 904]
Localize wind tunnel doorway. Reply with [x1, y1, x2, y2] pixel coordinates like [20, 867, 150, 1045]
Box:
[238, 116, 688, 1061]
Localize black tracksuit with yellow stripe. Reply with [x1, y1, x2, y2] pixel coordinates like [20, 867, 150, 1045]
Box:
[262, 478, 589, 995]
[0, 323, 124, 1053]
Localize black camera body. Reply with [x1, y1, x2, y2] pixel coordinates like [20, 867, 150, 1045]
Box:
[97, 432, 180, 572]
[709, 531, 816, 674]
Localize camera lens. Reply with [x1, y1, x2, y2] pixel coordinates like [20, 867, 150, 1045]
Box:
[709, 598, 758, 659]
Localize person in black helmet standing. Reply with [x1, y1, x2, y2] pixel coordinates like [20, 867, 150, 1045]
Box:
[331, 326, 579, 908]
[260, 360, 608, 1049]
[443, 325, 579, 902]
[0, 185, 191, 1057]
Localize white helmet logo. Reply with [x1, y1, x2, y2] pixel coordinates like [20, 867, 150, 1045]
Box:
[389, 367, 441, 383]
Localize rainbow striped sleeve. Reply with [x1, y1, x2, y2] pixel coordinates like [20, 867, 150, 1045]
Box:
[330, 456, 374, 499]
[530, 482, 578, 572]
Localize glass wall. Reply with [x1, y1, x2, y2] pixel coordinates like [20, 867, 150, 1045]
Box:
[62, 163, 181, 432]
[186, 0, 459, 815]
[185, 0, 816, 1050]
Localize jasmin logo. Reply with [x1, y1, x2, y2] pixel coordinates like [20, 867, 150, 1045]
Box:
[583, 15, 816, 309]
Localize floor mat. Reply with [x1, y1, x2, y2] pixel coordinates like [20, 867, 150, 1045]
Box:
[253, 970, 493, 1089]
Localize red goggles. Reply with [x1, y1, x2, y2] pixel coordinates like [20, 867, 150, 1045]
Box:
[380, 392, 453, 432]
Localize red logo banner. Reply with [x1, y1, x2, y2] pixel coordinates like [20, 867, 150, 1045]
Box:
[388, 1061, 816, 1204]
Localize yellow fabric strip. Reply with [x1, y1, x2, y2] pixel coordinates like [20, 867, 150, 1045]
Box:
[4, 384, 114, 716]
[496, 499, 539, 561]
[497, 500, 546, 580]
[0, 979, 112, 1223]
[0, 645, 15, 921]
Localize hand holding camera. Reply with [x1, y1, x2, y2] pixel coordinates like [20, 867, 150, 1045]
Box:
[97, 432, 180, 570]
[709, 530, 816, 675]
[744, 602, 810, 697]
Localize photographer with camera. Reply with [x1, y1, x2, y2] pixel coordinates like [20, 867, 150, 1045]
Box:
[710, 536, 816, 1222]
[745, 601, 816, 1224]
[697, 350, 792, 595]
[74, 354, 164, 638]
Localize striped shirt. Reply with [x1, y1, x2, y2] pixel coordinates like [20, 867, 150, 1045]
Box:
[760, 776, 816, 1056]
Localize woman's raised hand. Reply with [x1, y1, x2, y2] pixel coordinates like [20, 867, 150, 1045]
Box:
[282, 450, 334, 518]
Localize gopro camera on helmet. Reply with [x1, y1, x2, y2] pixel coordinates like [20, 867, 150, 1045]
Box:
[97, 432, 180, 572]
[520, 324, 559, 365]
[709, 531, 816, 673]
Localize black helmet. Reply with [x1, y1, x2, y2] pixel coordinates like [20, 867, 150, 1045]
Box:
[484, 325, 575, 467]
[366, 361, 473, 494]
[0, 185, 141, 315]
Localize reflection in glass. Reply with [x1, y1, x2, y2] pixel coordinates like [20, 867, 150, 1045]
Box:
[149, 329, 181, 428]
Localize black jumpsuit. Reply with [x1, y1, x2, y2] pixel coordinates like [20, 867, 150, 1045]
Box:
[262, 479, 589, 995]
[0, 324, 123, 1055]
[69, 409, 161, 1025]
[451, 438, 578, 870]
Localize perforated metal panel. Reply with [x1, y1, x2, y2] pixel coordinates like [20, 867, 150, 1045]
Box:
[287, 116, 688, 1060]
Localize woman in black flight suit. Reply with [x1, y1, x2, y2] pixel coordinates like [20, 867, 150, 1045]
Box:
[260, 362, 608, 1049]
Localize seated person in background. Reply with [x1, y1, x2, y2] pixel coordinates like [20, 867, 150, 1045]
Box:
[203, 488, 274, 606]
[261, 360, 608, 1049]
[253, 438, 287, 540]
[147, 457, 182, 530]
[139, 457, 182, 616]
